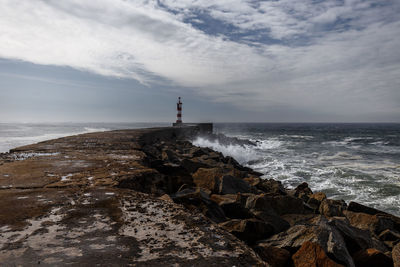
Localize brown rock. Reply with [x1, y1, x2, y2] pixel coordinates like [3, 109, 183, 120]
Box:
[311, 192, 327, 202]
[253, 244, 291, 267]
[257, 179, 287, 195]
[293, 182, 313, 201]
[260, 216, 355, 267]
[219, 218, 275, 244]
[352, 248, 393, 267]
[210, 194, 238, 205]
[192, 168, 223, 193]
[292, 241, 344, 267]
[393, 243, 400, 267]
[319, 199, 346, 217]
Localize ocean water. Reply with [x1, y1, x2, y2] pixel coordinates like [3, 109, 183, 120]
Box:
[193, 123, 400, 216]
[1, 122, 399, 216]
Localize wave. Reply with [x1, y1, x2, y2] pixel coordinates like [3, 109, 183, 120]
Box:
[319, 152, 362, 161]
[192, 137, 264, 164]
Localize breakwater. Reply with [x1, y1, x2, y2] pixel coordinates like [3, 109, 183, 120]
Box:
[0, 125, 399, 266]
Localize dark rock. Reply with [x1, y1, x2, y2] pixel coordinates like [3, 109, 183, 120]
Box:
[218, 175, 254, 195]
[329, 217, 388, 255]
[352, 248, 393, 267]
[220, 201, 254, 220]
[252, 210, 290, 234]
[293, 182, 313, 201]
[253, 244, 291, 267]
[246, 194, 305, 216]
[292, 241, 345, 267]
[319, 199, 347, 217]
[307, 192, 327, 211]
[348, 201, 386, 216]
[161, 149, 180, 163]
[379, 229, 400, 248]
[259, 216, 355, 267]
[219, 218, 275, 244]
[210, 194, 238, 205]
[180, 158, 210, 174]
[171, 187, 227, 223]
[393, 243, 400, 267]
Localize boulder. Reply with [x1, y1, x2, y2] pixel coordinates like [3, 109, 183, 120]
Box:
[379, 229, 400, 248]
[246, 193, 305, 216]
[180, 158, 210, 174]
[171, 187, 227, 223]
[292, 241, 345, 267]
[307, 192, 327, 211]
[319, 199, 347, 217]
[161, 149, 180, 163]
[393, 243, 400, 267]
[210, 194, 238, 205]
[253, 244, 291, 267]
[220, 202, 254, 220]
[344, 210, 400, 235]
[218, 175, 255, 195]
[256, 179, 287, 195]
[329, 217, 388, 255]
[292, 182, 313, 201]
[352, 248, 393, 267]
[252, 210, 290, 234]
[192, 168, 223, 193]
[347, 201, 385, 215]
[259, 216, 355, 267]
[219, 218, 275, 244]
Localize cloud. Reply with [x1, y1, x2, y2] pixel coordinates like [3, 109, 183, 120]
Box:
[0, 0, 399, 120]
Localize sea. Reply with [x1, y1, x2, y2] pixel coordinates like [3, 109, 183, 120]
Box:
[1, 122, 399, 216]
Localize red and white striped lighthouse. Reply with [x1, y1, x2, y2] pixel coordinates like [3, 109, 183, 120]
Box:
[176, 97, 182, 124]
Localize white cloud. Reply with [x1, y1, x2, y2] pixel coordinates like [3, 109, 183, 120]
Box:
[0, 0, 399, 120]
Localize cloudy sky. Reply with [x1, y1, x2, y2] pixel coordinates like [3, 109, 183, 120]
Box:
[0, 0, 399, 123]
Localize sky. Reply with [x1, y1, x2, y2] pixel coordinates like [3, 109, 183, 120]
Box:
[0, 0, 399, 123]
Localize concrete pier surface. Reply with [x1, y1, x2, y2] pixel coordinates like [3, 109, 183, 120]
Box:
[0, 126, 262, 266]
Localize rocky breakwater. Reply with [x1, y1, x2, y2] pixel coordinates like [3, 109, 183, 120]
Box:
[0, 126, 399, 266]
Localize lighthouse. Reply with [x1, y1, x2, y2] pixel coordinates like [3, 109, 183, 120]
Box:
[176, 97, 182, 124]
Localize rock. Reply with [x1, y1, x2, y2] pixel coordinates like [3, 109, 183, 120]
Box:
[253, 244, 291, 267]
[319, 199, 347, 217]
[243, 176, 262, 187]
[158, 194, 173, 202]
[293, 182, 313, 201]
[192, 168, 223, 193]
[260, 216, 355, 267]
[379, 229, 400, 248]
[352, 248, 393, 267]
[210, 194, 238, 205]
[219, 218, 275, 244]
[180, 158, 210, 174]
[220, 201, 254, 220]
[329, 217, 388, 255]
[344, 210, 400, 235]
[218, 175, 254, 195]
[246, 194, 305, 216]
[292, 241, 345, 267]
[393, 243, 400, 267]
[307, 192, 327, 211]
[344, 210, 380, 232]
[348, 201, 386, 215]
[161, 149, 180, 163]
[171, 187, 227, 223]
[252, 210, 290, 234]
[256, 179, 287, 195]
